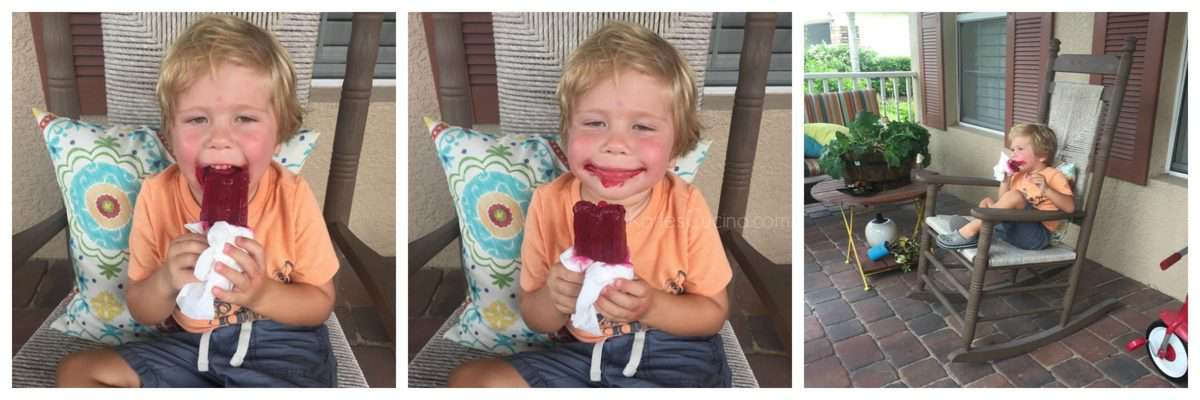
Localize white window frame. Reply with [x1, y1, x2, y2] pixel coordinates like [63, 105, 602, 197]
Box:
[956, 12, 1008, 135]
[1164, 40, 1187, 178]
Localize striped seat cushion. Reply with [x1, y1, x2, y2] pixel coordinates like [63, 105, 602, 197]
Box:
[408, 304, 760, 387]
[804, 89, 880, 125]
[805, 158, 824, 177]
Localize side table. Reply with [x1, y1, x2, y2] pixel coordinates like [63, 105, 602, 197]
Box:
[811, 178, 927, 290]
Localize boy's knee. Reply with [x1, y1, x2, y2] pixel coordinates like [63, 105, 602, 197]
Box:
[56, 352, 89, 387]
[57, 350, 138, 388]
[447, 361, 478, 387]
[448, 359, 523, 388]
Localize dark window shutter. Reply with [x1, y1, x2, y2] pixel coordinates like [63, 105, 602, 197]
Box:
[1092, 13, 1168, 186]
[1005, 13, 1052, 131]
[462, 13, 498, 124]
[32, 12, 106, 115]
[424, 13, 498, 125]
[918, 12, 945, 130]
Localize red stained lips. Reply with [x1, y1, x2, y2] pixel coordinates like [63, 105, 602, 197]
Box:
[584, 163, 644, 188]
[1006, 159, 1025, 174]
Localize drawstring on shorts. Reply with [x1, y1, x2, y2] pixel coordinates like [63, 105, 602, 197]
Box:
[196, 320, 254, 371]
[587, 328, 649, 382]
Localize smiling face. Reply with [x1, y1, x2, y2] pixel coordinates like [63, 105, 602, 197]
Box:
[170, 63, 279, 205]
[1007, 134, 1047, 172]
[566, 69, 676, 206]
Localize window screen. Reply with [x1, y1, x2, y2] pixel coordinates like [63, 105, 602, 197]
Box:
[958, 16, 1006, 131]
[706, 12, 792, 87]
[313, 12, 397, 79]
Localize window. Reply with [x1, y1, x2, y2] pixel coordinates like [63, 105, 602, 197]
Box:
[706, 12, 792, 87]
[957, 13, 1006, 131]
[313, 12, 396, 80]
[1169, 72, 1187, 175]
[805, 21, 832, 47]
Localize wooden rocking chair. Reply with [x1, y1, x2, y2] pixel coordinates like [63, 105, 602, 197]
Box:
[909, 36, 1136, 362]
[408, 12, 785, 387]
[11, 12, 388, 387]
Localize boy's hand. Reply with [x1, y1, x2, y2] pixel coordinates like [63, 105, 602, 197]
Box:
[163, 233, 207, 291]
[213, 236, 278, 310]
[547, 261, 583, 315]
[596, 278, 656, 323]
[1026, 172, 1047, 192]
[1025, 172, 1047, 195]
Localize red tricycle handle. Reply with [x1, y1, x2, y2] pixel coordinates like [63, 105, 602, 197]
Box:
[1160, 247, 1187, 270]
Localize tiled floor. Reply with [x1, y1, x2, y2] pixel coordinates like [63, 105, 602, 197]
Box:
[12, 257, 396, 388]
[804, 196, 1187, 388]
[409, 264, 793, 387]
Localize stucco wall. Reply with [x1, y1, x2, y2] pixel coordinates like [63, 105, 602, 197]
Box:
[915, 12, 1187, 299]
[408, 13, 794, 270]
[10, 13, 397, 259]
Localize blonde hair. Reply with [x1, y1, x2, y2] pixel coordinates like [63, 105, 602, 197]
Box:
[157, 14, 302, 144]
[557, 21, 702, 159]
[1006, 123, 1059, 163]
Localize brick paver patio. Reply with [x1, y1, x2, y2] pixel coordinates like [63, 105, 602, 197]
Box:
[804, 194, 1187, 388]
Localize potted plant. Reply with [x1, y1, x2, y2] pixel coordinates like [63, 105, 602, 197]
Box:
[817, 111, 931, 190]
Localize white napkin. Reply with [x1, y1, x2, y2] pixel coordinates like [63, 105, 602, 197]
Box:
[176, 221, 254, 320]
[993, 152, 1012, 182]
[558, 247, 635, 336]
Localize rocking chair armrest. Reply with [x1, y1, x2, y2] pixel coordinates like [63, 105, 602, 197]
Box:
[719, 227, 792, 351]
[407, 217, 460, 276]
[970, 207, 1083, 222]
[913, 169, 1001, 187]
[12, 207, 68, 267]
[328, 221, 396, 342]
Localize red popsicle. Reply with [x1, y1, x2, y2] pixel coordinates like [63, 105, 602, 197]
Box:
[197, 165, 249, 230]
[573, 200, 629, 265]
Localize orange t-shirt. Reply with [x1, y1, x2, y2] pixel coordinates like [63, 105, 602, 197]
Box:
[520, 172, 732, 342]
[1009, 166, 1074, 231]
[128, 162, 338, 333]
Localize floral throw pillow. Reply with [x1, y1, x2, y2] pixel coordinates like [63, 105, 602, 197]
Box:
[426, 117, 711, 354]
[33, 109, 318, 344]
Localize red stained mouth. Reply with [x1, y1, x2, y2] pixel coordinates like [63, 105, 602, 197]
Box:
[195, 164, 244, 185]
[585, 164, 644, 188]
[1006, 159, 1025, 173]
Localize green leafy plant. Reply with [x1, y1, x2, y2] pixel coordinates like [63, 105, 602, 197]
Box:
[817, 112, 931, 180]
[891, 236, 920, 272]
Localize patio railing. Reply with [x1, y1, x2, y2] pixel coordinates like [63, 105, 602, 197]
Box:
[804, 71, 920, 123]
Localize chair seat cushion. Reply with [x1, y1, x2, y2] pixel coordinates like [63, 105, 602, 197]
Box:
[13, 294, 367, 387]
[926, 214, 1077, 267]
[408, 304, 759, 387]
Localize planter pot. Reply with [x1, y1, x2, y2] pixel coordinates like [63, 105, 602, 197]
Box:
[843, 152, 913, 189]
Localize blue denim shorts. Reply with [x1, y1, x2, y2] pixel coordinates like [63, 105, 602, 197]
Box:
[505, 330, 731, 387]
[994, 203, 1052, 250]
[116, 320, 335, 387]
